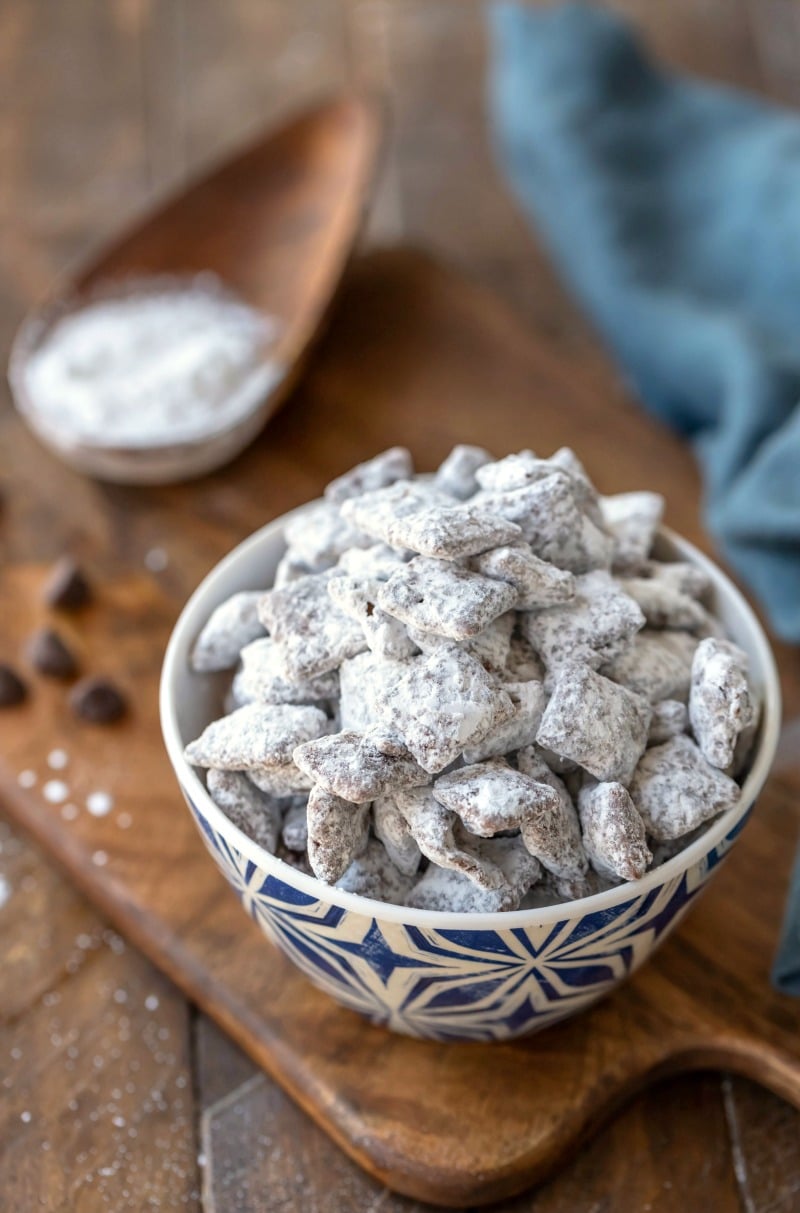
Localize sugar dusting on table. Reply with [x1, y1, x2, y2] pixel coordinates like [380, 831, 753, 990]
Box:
[23, 274, 280, 447]
[144, 546, 168, 573]
[86, 790, 114, 818]
[43, 779, 69, 804]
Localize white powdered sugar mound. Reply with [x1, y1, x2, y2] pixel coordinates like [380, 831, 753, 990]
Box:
[24, 276, 279, 447]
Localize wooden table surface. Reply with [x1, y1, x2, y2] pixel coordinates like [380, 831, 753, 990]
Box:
[2, 2, 799, 1210]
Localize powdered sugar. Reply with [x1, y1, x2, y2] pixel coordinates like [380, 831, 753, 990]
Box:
[23, 276, 278, 447]
[86, 791, 114, 818]
[42, 780, 70, 804]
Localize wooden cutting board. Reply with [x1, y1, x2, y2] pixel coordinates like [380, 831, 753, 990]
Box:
[1, 249, 799, 1208]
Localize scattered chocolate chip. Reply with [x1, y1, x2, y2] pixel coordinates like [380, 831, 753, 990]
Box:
[44, 557, 92, 611]
[0, 663, 27, 707]
[69, 677, 127, 724]
[26, 627, 79, 679]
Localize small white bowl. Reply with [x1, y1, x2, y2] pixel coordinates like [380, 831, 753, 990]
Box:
[160, 505, 780, 1040]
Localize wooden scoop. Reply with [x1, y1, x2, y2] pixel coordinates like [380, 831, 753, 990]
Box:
[11, 96, 382, 482]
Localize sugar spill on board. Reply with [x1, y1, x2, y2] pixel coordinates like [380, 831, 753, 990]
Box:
[42, 780, 70, 805]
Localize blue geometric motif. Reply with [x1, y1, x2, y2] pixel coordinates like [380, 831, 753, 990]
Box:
[186, 793, 750, 1042]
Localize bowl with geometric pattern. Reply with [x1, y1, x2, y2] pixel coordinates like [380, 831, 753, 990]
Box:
[160, 505, 780, 1041]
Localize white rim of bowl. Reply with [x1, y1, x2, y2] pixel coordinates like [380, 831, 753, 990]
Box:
[160, 513, 782, 931]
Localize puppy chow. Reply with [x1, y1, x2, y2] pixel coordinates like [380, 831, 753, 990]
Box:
[689, 638, 757, 770]
[232, 637, 339, 706]
[306, 785, 371, 883]
[536, 664, 651, 785]
[471, 544, 576, 609]
[184, 445, 759, 913]
[324, 446, 414, 504]
[377, 557, 518, 641]
[207, 769, 282, 853]
[258, 571, 367, 681]
[371, 646, 514, 773]
[293, 728, 428, 803]
[601, 491, 664, 572]
[521, 571, 645, 680]
[328, 575, 418, 661]
[191, 591, 265, 672]
[434, 444, 492, 500]
[628, 734, 740, 840]
[577, 781, 652, 881]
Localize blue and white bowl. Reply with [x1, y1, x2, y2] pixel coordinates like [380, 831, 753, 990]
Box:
[160, 506, 780, 1041]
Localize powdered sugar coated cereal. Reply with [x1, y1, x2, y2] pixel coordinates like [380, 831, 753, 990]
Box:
[182, 444, 758, 913]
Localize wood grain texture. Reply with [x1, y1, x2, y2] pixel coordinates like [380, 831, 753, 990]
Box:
[2, 248, 800, 1206]
[179, 0, 352, 169]
[194, 1013, 753, 1213]
[0, 817, 201, 1211]
[0, 6, 203, 1207]
[723, 1075, 800, 1213]
[3, 0, 800, 1208]
[0, 0, 147, 336]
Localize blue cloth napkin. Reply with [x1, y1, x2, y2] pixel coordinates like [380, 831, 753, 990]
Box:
[489, 2, 800, 995]
[489, 1, 800, 644]
[773, 844, 800, 995]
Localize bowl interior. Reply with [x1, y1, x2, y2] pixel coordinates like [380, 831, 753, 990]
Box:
[160, 506, 781, 929]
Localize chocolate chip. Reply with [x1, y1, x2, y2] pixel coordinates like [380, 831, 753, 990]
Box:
[43, 557, 92, 611]
[69, 677, 127, 724]
[0, 663, 27, 707]
[27, 627, 79, 679]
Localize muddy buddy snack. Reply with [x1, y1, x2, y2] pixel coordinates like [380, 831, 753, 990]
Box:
[184, 445, 761, 911]
[207, 769, 282, 854]
[689, 638, 757, 770]
[191, 592, 265, 672]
